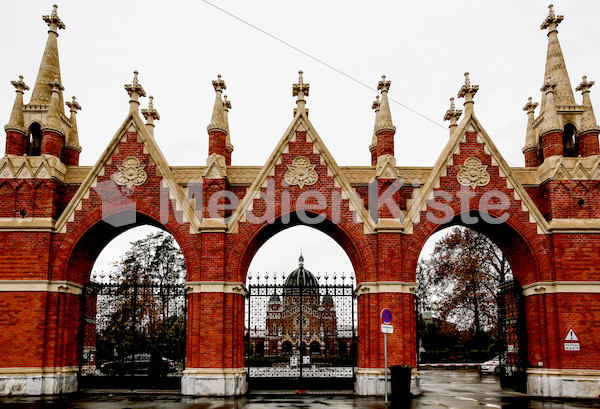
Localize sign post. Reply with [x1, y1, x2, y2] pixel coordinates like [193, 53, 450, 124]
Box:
[563, 325, 581, 351]
[381, 308, 393, 403]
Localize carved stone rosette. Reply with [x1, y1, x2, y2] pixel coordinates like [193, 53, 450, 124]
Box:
[284, 156, 318, 189]
[457, 157, 490, 189]
[113, 156, 147, 194]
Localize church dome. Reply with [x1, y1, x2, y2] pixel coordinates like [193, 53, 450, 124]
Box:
[284, 254, 319, 288]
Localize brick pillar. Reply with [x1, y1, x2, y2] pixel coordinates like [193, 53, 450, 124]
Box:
[355, 285, 418, 396]
[578, 130, 600, 157]
[225, 146, 233, 166]
[370, 146, 377, 166]
[523, 146, 540, 167]
[63, 147, 80, 166]
[40, 129, 64, 158]
[541, 131, 563, 160]
[208, 130, 227, 158]
[5, 130, 28, 156]
[182, 228, 247, 396]
[377, 130, 395, 158]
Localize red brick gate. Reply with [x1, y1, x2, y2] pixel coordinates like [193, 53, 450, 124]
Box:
[1, 5, 600, 398]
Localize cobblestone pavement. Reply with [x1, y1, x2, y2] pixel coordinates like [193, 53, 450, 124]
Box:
[1, 369, 599, 408]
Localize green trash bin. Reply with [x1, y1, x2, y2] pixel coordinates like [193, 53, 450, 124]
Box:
[389, 365, 412, 401]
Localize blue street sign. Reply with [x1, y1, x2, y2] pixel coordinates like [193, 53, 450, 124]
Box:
[381, 308, 392, 324]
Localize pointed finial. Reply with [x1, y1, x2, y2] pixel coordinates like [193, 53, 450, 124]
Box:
[43, 4, 65, 33]
[541, 4, 563, 32]
[124, 70, 146, 113]
[44, 76, 65, 135]
[223, 95, 232, 111]
[577, 76, 599, 132]
[457, 72, 479, 115]
[523, 97, 539, 113]
[142, 96, 160, 135]
[443, 97, 462, 134]
[540, 78, 558, 93]
[6, 75, 29, 134]
[373, 75, 395, 135]
[377, 75, 391, 93]
[576, 76, 595, 94]
[47, 75, 64, 92]
[370, 95, 381, 150]
[372, 95, 380, 111]
[66, 95, 81, 113]
[299, 253, 304, 268]
[223, 95, 234, 156]
[293, 70, 310, 115]
[213, 74, 226, 92]
[11, 75, 29, 93]
[207, 75, 228, 135]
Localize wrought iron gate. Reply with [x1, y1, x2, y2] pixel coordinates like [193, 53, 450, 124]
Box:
[245, 272, 357, 390]
[78, 279, 187, 390]
[497, 279, 527, 391]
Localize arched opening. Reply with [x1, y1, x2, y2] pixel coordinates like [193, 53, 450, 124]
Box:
[281, 341, 293, 356]
[28, 122, 42, 156]
[414, 217, 533, 392]
[61, 213, 191, 391]
[563, 123, 577, 157]
[244, 224, 357, 390]
[310, 341, 321, 356]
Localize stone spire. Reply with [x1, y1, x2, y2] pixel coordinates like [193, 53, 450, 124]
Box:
[369, 95, 380, 165]
[141, 96, 160, 136]
[124, 71, 146, 114]
[223, 95, 233, 147]
[443, 97, 462, 136]
[523, 97, 539, 148]
[539, 4, 575, 111]
[457, 72, 479, 117]
[299, 253, 304, 268]
[65, 96, 81, 149]
[576, 76, 599, 132]
[223, 95, 234, 165]
[539, 80, 561, 136]
[293, 71, 309, 116]
[374, 75, 395, 134]
[6, 76, 29, 134]
[44, 75, 65, 134]
[207, 75, 227, 134]
[30, 5, 65, 108]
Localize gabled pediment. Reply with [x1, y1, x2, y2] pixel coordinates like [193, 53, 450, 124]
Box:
[55, 113, 200, 234]
[227, 111, 375, 234]
[402, 114, 550, 234]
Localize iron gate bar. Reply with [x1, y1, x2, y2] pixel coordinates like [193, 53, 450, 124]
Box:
[77, 281, 187, 390]
[245, 274, 357, 390]
[497, 279, 528, 392]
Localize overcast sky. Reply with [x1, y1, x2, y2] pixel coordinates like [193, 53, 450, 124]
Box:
[3, 1, 598, 280]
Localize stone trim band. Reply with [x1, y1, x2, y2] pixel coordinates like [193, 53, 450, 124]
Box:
[185, 281, 247, 296]
[0, 280, 82, 295]
[355, 281, 416, 296]
[0, 367, 78, 375]
[523, 281, 600, 296]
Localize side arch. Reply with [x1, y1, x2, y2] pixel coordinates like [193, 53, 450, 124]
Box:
[53, 200, 200, 284]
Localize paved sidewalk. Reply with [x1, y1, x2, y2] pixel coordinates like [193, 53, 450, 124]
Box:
[1, 370, 599, 408]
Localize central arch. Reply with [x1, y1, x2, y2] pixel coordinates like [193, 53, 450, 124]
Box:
[230, 210, 375, 285]
[407, 205, 554, 388]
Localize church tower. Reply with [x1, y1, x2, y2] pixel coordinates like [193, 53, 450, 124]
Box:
[4, 5, 81, 165]
[523, 5, 599, 166]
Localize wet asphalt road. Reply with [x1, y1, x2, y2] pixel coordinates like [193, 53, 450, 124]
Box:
[1, 369, 599, 408]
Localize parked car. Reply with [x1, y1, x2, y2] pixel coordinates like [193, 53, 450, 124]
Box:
[100, 353, 176, 376]
[480, 356, 500, 374]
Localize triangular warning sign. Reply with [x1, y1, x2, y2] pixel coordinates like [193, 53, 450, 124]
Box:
[564, 326, 579, 342]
